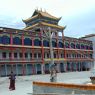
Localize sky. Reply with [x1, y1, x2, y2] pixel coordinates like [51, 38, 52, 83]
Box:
[0, 0, 95, 38]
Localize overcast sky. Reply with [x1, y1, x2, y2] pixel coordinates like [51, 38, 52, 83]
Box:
[0, 0, 95, 38]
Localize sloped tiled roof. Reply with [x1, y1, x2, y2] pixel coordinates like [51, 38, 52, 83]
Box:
[81, 34, 95, 38]
[24, 22, 64, 30]
[23, 10, 60, 23]
[23, 15, 38, 22]
[38, 11, 60, 20]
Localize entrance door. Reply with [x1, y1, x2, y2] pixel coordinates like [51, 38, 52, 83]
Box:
[27, 64, 33, 75]
[60, 63, 65, 72]
[36, 64, 41, 74]
[17, 64, 23, 76]
[45, 63, 50, 74]
[6, 64, 12, 76]
[0, 65, 6, 77]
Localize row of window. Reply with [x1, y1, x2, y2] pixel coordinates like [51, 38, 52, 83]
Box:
[0, 36, 93, 50]
[1, 52, 93, 59]
[66, 53, 93, 59]
[2, 52, 47, 59]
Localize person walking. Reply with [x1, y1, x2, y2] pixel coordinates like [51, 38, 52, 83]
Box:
[9, 71, 16, 90]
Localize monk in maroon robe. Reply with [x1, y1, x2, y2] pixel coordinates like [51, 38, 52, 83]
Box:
[9, 72, 16, 90]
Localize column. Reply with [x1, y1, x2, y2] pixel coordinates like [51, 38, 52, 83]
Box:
[21, 34, 24, 45]
[40, 28, 44, 74]
[31, 37, 35, 74]
[22, 48, 25, 75]
[62, 31, 67, 72]
[10, 34, 14, 72]
[5, 64, 7, 76]
[16, 64, 18, 76]
[76, 62, 78, 71]
[10, 33, 13, 45]
[56, 32, 60, 73]
[80, 62, 82, 71]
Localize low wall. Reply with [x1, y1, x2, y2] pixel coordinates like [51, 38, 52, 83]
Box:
[33, 81, 95, 94]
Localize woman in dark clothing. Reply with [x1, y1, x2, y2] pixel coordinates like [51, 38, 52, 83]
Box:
[9, 71, 16, 90]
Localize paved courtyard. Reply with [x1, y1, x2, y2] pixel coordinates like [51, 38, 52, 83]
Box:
[0, 71, 92, 95]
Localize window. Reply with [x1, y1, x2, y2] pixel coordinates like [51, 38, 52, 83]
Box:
[24, 38, 32, 46]
[30, 53, 32, 58]
[59, 42, 63, 48]
[54, 53, 56, 58]
[47, 53, 49, 58]
[9, 53, 11, 58]
[34, 39, 41, 46]
[19, 53, 22, 58]
[43, 40, 49, 47]
[2, 52, 6, 58]
[34, 53, 37, 58]
[90, 54, 93, 58]
[65, 42, 69, 48]
[81, 44, 85, 49]
[25, 53, 28, 58]
[13, 37, 22, 45]
[38, 53, 41, 58]
[2, 36, 10, 44]
[61, 54, 64, 58]
[76, 44, 80, 49]
[71, 43, 75, 49]
[14, 53, 17, 58]
[67, 54, 69, 58]
[52, 41, 57, 47]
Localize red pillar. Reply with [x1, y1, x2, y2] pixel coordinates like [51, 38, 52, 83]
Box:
[10, 34, 14, 71]
[31, 37, 35, 74]
[56, 32, 59, 59]
[10, 33, 13, 45]
[40, 29, 44, 74]
[62, 31, 67, 71]
[56, 32, 60, 73]
[21, 34, 24, 45]
[22, 48, 25, 75]
[21, 34, 25, 75]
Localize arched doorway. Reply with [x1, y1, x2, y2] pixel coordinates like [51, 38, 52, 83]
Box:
[2, 35, 10, 44]
[43, 40, 49, 47]
[13, 37, 22, 45]
[34, 39, 41, 46]
[24, 38, 32, 46]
